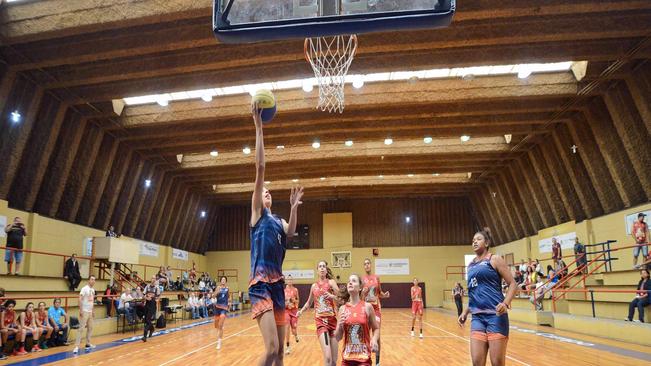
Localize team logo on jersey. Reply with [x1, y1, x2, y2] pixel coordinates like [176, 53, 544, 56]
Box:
[343, 323, 369, 360]
[469, 277, 478, 288]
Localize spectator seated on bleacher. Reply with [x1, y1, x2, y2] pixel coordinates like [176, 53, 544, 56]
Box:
[530, 276, 546, 311]
[101, 285, 118, 318]
[19, 302, 44, 353]
[626, 269, 651, 323]
[63, 254, 82, 291]
[35, 302, 54, 350]
[186, 292, 200, 319]
[171, 276, 183, 291]
[47, 298, 70, 346]
[156, 266, 169, 289]
[118, 288, 136, 325]
[198, 294, 208, 318]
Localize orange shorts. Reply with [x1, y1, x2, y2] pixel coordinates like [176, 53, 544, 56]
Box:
[411, 301, 423, 315]
[316, 316, 336, 337]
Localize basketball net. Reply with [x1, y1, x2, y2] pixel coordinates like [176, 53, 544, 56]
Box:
[304, 35, 358, 113]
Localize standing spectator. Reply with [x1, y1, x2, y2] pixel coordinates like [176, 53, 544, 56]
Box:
[574, 237, 588, 273]
[182, 270, 189, 289]
[106, 225, 118, 237]
[64, 254, 82, 291]
[189, 262, 197, 289]
[1, 299, 24, 356]
[4, 217, 27, 276]
[552, 237, 562, 262]
[144, 277, 161, 299]
[19, 302, 43, 352]
[118, 288, 135, 325]
[198, 294, 208, 318]
[141, 292, 157, 342]
[452, 282, 464, 316]
[47, 298, 69, 346]
[555, 259, 568, 280]
[73, 275, 96, 354]
[626, 269, 651, 322]
[632, 213, 649, 269]
[165, 266, 173, 285]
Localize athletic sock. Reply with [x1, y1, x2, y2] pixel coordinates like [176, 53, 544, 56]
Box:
[420, 329, 422, 334]
[376, 353, 380, 365]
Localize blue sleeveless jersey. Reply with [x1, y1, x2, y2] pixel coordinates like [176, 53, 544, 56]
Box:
[249, 208, 286, 287]
[467, 254, 504, 314]
[216, 286, 229, 310]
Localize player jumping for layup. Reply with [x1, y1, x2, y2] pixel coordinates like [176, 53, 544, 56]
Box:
[249, 102, 304, 366]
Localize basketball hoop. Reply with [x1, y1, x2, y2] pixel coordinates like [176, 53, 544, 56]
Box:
[304, 34, 358, 113]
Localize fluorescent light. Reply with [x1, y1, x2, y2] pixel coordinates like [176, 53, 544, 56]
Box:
[460, 135, 471, 142]
[345, 140, 353, 147]
[123, 61, 576, 106]
[433, 173, 440, 177]
[210, 150, 219, 157]
[292, 179, 299, 183]
[378, 175, 384, 179]
[276, 145, 285, 149]
[384, 138, 393, 145]
[243, 147, 251, 154]
[144, 179, 151, 188]
[320, 177, 326, 181]
[352, 76, 364, 89]
[201, 93, 213, 102]
[264, 181, 271, 184]
[200, 211, 206, 218]
[10, 111, 21, 123]
[408, 174, 414, 177]
[156, 96, 169, 106]
[423, 136, 432, 144]
[405, 216, 411, 223]
[312, 141, 320, 149]
[302, 80, 313, 92]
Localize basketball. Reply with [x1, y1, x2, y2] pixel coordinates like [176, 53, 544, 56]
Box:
[252, 89, 276, 123]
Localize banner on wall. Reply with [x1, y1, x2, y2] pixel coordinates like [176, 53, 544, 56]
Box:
[172, 248, 189, 261]
[84, 237, 93, 257]
[0, 216, 6, 238]
[538, 232, 576, 254]
[139, 241, 159, 257]
[625, 210, 651, 235]
[375, 258, 410, 275]
[283, 269, 315, 279]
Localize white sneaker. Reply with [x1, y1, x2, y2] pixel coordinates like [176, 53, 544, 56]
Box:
[633, 320, 641, 323]
[85, 344, 96, 349]
[284, 346, 291, 355]
[410, 330, 414, 337]
[73, 347, 79, 354]
[419, 333, 424, 339]
[216, 340, 222, 350]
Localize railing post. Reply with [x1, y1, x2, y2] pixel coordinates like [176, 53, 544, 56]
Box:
[589, 290, 595, 318]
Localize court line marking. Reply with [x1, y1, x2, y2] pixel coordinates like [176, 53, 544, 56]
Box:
[398, 312, 532, 366]
[158, 324, 257, 366]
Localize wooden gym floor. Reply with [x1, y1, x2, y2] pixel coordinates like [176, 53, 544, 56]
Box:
[3, 308, 651, 366]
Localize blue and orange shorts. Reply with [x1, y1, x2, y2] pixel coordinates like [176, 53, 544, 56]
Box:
[470, 313, 509, 342]
[250, 281, 287, 326]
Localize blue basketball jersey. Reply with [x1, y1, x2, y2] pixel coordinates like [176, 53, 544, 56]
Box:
[216, 286, 229, 310]
[467, 254, 504, 315]
[249, 208, 286, 287]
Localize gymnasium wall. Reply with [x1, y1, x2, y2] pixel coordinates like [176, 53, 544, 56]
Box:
[206, 245, 471, 308]
[0, 199, 207, 279]
[493, 201, 651, 273]
[210, 197, 477, 251]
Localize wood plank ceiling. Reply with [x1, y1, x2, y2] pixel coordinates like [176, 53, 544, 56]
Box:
[0, 0, 649, 251]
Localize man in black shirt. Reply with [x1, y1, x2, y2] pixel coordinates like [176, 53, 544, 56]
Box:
[4, 217, 27, 275]
[64, 254, 82, 290]
[106, 225, 118, 238]
[142, 291, 157, 342]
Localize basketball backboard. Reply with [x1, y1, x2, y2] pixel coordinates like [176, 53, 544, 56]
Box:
[214, 0, 455, 43]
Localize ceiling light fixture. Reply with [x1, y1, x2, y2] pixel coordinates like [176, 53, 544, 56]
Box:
[423, 136, 433, 144]
[312, 140, 321, 149]
[460, 135, 471, 142]
[384, 138, 393, 145]
[243, 147, 251, 155]
[352, 76, 364, 89]
[10, 111, 21, 123]
[210, 150, 219, 157]
[292, 179, 299, 183]
[345, 140, 353, 147]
